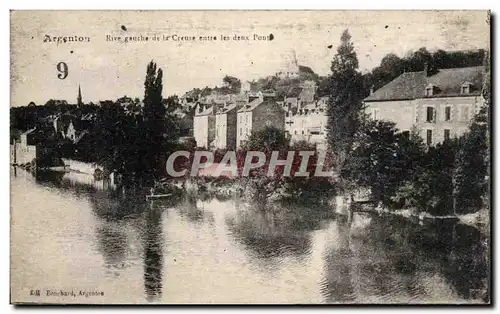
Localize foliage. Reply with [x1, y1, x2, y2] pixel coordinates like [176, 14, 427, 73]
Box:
[343, 120, 406, 206]
[222, 75, 242, 94]
[142, 61, 179, 182]
[244, 126, 290, 152]
[326, 30, 367, 176]
[452, 116, 488, 214]
[344, 118, 466, 215]
[367, 48, 486, 90]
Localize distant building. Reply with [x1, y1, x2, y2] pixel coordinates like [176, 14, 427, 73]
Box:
[214, 103, 238, 149]
[77, 84, 83, 106]
[193, 104, 215, 148]
[298, 80, 317, 104]
[364, 65, 486, 145]
[53, 114, 72, 138]
[241, 81, 252, 93]
[285, 98, 327, 149]
[275, 49, 316, 80]
[236, 97, 286, 148]
[66, 120, 91, 143]
[11, 128, 58, 166]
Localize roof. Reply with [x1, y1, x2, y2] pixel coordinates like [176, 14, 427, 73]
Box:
[234, 94, 248, 102]
[238, 98, 263, 112]
[195, 105, 214, 116]
[69, 119, 92, 131]
[299, 88, 315, 102]
[365, 66, 485, 102]
[23, 128, 37, 135]
[217, 103, 238, 115]
[302, 103, 317, 110]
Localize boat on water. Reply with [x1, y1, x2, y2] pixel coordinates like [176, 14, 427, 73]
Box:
[145, 179, 181, 201]
[146, 193, 172, 201]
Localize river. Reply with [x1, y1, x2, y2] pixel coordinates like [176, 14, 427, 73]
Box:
[10, 168, 489, 304]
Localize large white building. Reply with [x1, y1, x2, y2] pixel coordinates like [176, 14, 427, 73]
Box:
[236, 96, 286, 148]
[364, 66, 486, 145]
[193, 105, 215, 148]
[285, 97, 328, 149]
[214, 103, 238, 149]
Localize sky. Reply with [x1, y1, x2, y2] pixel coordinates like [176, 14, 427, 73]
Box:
[10, 10, 490, 107]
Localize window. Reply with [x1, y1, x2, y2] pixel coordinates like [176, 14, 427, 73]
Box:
[302, 130, 304, 135]
[425, 87, 432, 97]
[239, 128, 242, 136]
[426, 129, 433, 145]
[294, 130, 297, 135]
[461, 107, 469, 121]
[285, 112, 289, 117]
[426, 107, 435, 122]
[372, 108, 379, 120]
[444, 129, 451, 141]
[461, 82, 472, 94]
[445, 106, 451, 121]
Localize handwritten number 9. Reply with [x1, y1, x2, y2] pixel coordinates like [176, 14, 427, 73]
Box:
[57, 62, 68, 80]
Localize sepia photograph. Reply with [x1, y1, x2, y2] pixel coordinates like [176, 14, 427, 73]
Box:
[9, 10, 491, 304]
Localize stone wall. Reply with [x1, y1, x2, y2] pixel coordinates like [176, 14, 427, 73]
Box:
[62, 158, 103, 175]
[11, 143, 37, 165]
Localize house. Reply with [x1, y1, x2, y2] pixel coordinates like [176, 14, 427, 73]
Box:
[236, 97, 286, 148]
[66, 119, 91, 143]
[213, 103, 238, 149]
[11, 127, 58, 166]
[14, 128, 38, 164]
[193, 104, 215, 148]
[285, 99, 327, 149]
[298, 80, 317, 104]
[53, 114, 72, 139]
[363, 65, 486, 145]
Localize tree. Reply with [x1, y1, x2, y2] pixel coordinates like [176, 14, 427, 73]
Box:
[452, 117, 488, 214]
[222, 75, 242, 93]
[244, 126, 289, 152]
[342, 120, 405, 206]
[326, 29, 366, 183]
[142, 61, 172, 181]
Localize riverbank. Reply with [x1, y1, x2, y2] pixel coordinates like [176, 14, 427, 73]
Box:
[347, 201, 489, 235]
[180, 177, 488, 236]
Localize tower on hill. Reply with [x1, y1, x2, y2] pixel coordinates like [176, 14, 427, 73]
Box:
[277, 49, 300, 79]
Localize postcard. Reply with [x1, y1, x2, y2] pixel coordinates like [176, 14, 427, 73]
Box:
[10, 10, 491, 304]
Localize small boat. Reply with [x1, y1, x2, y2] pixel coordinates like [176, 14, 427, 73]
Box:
[146, 193, 172, 201]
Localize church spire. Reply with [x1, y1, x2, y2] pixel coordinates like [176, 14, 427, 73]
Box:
[77, 84, 83, 106]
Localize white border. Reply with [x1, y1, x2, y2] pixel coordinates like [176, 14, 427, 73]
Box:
[1, 1, 498, 313]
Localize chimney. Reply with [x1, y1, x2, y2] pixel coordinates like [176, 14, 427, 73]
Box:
[424, 62, 429, 76]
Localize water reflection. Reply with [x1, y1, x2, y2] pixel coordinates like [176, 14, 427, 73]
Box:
[319, 213, 489, 303]
[444, 223, 489, 302]
[225, 203, 316, 260]
[12, 169, 490, 304]
[321, 219, 355, 303]
[142, 207, 164, 302]
[177, 197, 206, 222]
